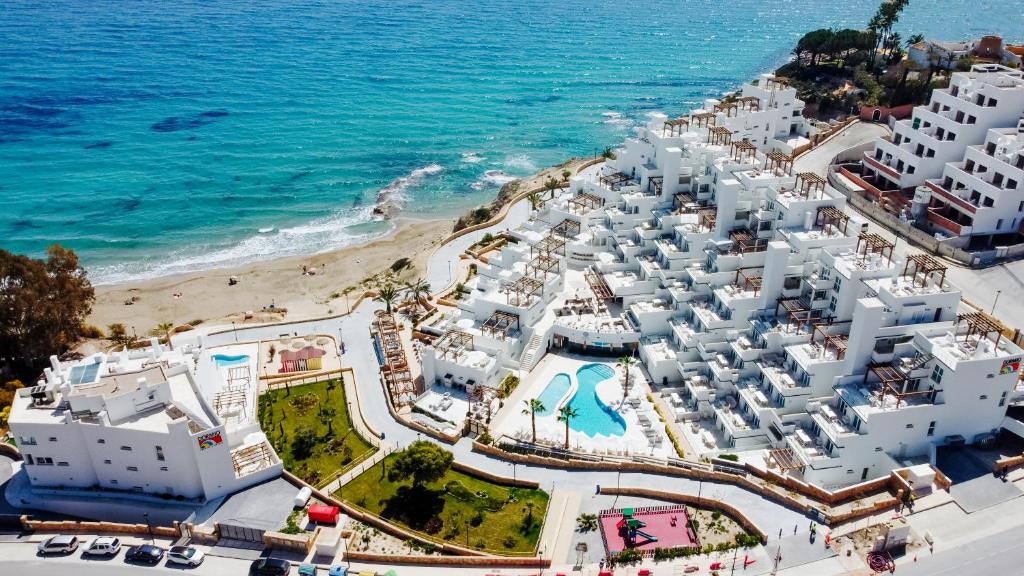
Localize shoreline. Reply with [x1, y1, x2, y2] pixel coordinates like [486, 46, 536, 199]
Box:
[87, 158, 591, 332]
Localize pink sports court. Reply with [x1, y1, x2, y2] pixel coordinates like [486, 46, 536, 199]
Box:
[599, 505, 700, 555]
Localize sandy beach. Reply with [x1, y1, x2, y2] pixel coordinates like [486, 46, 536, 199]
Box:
[87, 157, 590, 335]
[89, 218, 450, 332]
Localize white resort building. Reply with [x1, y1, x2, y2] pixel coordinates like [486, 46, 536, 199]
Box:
[418, 73, 1024, 488]
[8, 339, 282, 501]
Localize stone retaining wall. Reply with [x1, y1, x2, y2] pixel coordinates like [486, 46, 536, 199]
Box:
[22, 517, 181, 539]
[344, 550, 549, 568]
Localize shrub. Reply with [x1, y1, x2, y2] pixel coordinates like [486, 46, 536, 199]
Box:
[391, 257, 412, 272]
[444, 479, 475, 501]
[502, 534, 518, 548]
[717, 453, 739, 462]
[614, 549, 642, 565]
[711, 511, 722, 520]
[477, 431, 493, 445]
[470, 510, 485, 527]
[80, 324, 104, 339]
[423, 516, 443, 535]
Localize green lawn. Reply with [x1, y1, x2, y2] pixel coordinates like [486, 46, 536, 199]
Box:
[258, 379, 375, 486]
[339, 454, 549, 555]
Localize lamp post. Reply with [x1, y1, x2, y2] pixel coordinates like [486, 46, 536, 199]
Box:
[991, 290, 1002, 315]
[232, 321, 238, 343]
[142, 512, 153, 543]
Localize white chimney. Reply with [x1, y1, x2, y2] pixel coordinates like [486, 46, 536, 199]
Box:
[803, 210, 815, 230]
[149, 337, 161, 358]
[50, 355, 61, 374]
[44, 367, 56, 386]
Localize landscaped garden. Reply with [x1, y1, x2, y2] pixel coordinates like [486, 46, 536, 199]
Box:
[339, 441, 549, 555]
[258, 378, 376, 486]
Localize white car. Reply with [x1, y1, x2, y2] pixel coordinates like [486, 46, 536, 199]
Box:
[37, 535, 79, 555]
[82, 536, 121, 556]
[166, 545, 205, 567]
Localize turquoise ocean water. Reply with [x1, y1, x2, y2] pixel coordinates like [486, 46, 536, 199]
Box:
[2, 0, 1022, 284]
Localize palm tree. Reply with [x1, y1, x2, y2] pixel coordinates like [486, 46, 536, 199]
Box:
[403, 277, 431, 315]
[319, 406, 337, 436]
[150, 322, 175, 350]
[526, 191, 543, 211]
[107, 323, 137, 350]
[544, 176, 560, 200]
[618, 356, 636, 401]
[557, 405, 578, 450]
[521, 398, 545, 443]
[601, 146, 616, 160]
[374, 281, 401, 313]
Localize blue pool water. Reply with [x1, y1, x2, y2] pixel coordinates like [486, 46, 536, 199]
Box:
[567, 364, 626, 437]
[2, 0, 1021, 283]
[212, 353, 250, 367]
[536, 373, 571, 417]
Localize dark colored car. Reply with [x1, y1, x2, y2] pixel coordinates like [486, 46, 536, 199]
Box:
[249, 557, 291, 576]
[125, 544, 166, 565]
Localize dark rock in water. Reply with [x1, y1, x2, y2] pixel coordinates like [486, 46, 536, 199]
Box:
[151, 109, 229, 132]
[84, 141, 112, 149]
[199, 109, 229, 118]
[119, 197, 141, 212]
[9, 218, 41, 232]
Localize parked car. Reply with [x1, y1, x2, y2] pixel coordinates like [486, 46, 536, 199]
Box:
[249, 557, 291, 576]
[125, 544, 165, 565]
[82, 536, 121, 556]
[297, 564, 317, 576]
[166, 545, 205, 567]
[37, 535, 79, 555]
[327, 566, 348, 576]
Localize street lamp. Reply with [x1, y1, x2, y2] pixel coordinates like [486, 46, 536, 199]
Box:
[991, 290, 1002, 315]
[142, 512, 153, 543]
[232, 321, 238, 343]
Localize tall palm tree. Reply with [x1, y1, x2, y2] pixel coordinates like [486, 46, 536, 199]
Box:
[544, 176, 560, 200]
[618, 356, 636, 401]
[522, 398, 545, 443]
[151, 322, 175, 350]
[403, 277, 431, 314]
[374, 281, 401, 314]
[527, 191, 543, 211]
[557, 405, 578, 450]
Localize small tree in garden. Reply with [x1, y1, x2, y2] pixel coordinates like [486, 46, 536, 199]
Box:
[387, 440, 454, 488]
[522, 398, 546, 443]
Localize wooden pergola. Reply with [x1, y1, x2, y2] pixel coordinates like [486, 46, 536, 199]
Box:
[532, 233, 565, 258]
[776, 296, 818, 331]
[551, 218, 581, 238]
[598, 172, 631, 188]
[729, 228, 767, 253]
[794, 172, 827, 198]
[768, 447, 805, 472]
[730, 139, 758, 163]
[864, 361, 934, 409]
[648, 175, 664, 195]
[856, 232, 895, 264]
[482, 311, 520, 340]
[526, 253, 560, 278]
[735, 268, 763, 296]
[663, 117, 690, 136]
[902, 254, 947, 288]
[375, 311, 415, 405]
[585, 267, 614, 300]
[815, 206, 850, 235]
[764, 76, 790, 91]
[764, 151, 794, 176]
[503, 276, 544, 307]
[811, 324, 850, 360]
[691, 111, 716, 127]
[714, 100, 740, 117]
[568, 191, 604, 214]
[674, 191, 699, 214]
[698, 207, 718, 232]
[232, 442, 274, 476]
[956, 312, 1005, 347]
[435, 330, 474, 360]
[736, 95, 761, 111]
[707, 126, 732, 146]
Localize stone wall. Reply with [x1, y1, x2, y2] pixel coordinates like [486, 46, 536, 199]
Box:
[344, 551, 549, 568]
[22, 517, 181, 539]
[264, 528, 318, 554]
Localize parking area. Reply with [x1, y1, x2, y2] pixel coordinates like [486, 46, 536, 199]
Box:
[937, 445, 1024, 513]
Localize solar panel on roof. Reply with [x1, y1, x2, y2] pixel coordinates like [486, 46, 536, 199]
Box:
[68, 361, 101, 385]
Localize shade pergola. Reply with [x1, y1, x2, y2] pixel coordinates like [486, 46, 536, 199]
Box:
[811, 324, 850, 360]
[729, 228, 767, 253]
[902, 254, 947, 288]
[698, 207, 718, 232]
[648, 175, 663, 194]
[691, 111, 716, 127]
[585, 267, 614, 300]
[598, 172, 631, 188]
[764, 76, 790, 91]
[856, 232, 895, 264]
[776, 296, 818, 331]
[674, 192, 699, 214]
[768, 447, 804, 472]
[764, 151, 794, 176]
[482, 311, 520, 340]
[532, 233, 566, 258]
[794, 172, 826, 198]
[815, 206, 850, 235]
[232, 442, 275, 476]
[864, 361, 934, 409]
[735, 268, 763, 296]
[955, 312, 1005, 347]
[527, 253, 560, 278]
[568, 191, 604, 214]
[714, 100, 740, 117]
[663, 117, 690, 136]
[434, 330, 474, 360]
[375, 311, 415, 404]
[707, 126, 732, 146]
[551, 218, 581, 238]
[730, 139, 758, 163]
[736, 95, 761, 111]
[503, 275, 544, 307]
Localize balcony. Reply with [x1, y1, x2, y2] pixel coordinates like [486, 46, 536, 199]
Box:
[924, 180, 977, 214]
[926, 207, 972, 235]
[713, 400, 756, 436]
[737, 378, 781, 410]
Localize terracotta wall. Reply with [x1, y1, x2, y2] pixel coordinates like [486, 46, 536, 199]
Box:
[859, 104, 914, 123]
[345, 551, 549, 567]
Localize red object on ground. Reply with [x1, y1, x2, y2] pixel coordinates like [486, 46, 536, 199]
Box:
[307, 504, 339, 524]
[710, 562, 723, 570]
[638, 570, 652, 576]
[599, 572, 613, 576]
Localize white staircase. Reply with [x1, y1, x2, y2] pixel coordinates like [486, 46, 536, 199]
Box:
[519, 332, 545, 372]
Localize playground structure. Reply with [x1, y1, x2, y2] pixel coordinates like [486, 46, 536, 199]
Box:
[616, 509, 659, 547]
[599, 505, 699, 556]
